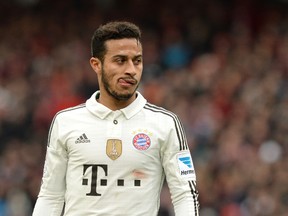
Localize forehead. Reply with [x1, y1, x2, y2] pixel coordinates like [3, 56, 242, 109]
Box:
[105, 38, 142, 57]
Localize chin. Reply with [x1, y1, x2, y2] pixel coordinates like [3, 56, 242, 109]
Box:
[116, 93, 134, 101]
[109, 90, 134, 101]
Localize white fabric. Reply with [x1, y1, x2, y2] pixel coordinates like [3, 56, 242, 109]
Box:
[33, 91, 199, 216]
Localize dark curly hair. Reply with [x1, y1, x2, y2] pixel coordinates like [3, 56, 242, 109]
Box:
[91, 21, 142, 62]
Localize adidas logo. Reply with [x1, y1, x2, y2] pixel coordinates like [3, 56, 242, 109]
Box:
[75, 133, 91, 144]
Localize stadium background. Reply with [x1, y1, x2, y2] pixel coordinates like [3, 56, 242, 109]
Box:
[1, 0, 288, 215]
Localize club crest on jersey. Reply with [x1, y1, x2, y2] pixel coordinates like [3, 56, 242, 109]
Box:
[132, 133, 151, 151]
[106, 139, 122, 160]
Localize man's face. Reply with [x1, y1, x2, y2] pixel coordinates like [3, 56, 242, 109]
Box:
[100, 38, 143, 101]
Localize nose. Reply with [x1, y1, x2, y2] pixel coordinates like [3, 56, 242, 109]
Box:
[125, 60, 137, 76]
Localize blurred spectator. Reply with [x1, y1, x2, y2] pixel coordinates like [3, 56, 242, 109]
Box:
[1, 0, 288, 215]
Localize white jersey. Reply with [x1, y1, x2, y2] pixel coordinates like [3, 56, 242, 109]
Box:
[33, 91, 199, 216]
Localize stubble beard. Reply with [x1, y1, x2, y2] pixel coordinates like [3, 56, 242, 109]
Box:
[101, 69, 138, 101]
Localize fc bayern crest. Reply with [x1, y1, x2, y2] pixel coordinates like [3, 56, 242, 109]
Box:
[132, 133, 151, 150]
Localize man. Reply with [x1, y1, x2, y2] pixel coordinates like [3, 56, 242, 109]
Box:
[33, 21, 200, 216]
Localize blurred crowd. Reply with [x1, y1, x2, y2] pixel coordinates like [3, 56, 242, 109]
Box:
[1, 0, 288, 215]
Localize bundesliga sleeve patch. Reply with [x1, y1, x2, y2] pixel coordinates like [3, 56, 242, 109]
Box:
[177, 152, 195, 180]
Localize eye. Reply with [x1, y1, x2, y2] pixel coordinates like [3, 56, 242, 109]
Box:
[134, 57, 142, 65]
[115, 57, 126, 64]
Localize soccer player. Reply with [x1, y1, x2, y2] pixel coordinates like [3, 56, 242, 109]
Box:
[33, 21, 200, 216]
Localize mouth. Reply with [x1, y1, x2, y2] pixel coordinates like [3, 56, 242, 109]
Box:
[118, 77, 137, 86]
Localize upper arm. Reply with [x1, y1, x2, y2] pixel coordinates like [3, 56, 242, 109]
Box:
[161, 115, 199, 215]
[33, 116, 68, 215]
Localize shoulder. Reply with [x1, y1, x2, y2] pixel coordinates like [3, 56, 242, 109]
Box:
[53, 103, 87, 120]
[143, 102, 180, 120]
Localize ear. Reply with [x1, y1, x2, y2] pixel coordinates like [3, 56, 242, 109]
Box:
[90, 57, 102, 75]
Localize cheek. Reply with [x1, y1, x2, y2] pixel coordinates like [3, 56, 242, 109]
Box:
[102, 66, 117, 80]
[136, 73, 142, 81]
[100, 63, 116, 85]
[108, 71, 120, 82]
[136, 67, 143, 79]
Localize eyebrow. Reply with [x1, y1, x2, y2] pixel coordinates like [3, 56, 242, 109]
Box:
[113, 54, 143, 59]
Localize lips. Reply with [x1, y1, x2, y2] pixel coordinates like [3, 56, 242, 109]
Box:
[119, 77, 137, 85]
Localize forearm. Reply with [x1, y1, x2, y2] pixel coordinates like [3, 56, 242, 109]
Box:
[33, 196, 65, 216]
[173, 180, 200, 216]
